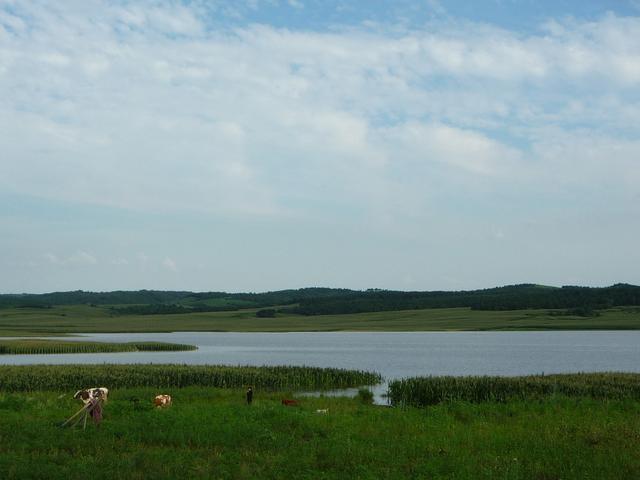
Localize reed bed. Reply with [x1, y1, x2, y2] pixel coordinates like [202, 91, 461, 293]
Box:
[388, 372, 640, 406]
[0, 364, 382, 392]
[0, 340, 196, 355]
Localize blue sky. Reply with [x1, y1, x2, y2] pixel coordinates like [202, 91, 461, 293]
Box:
[1, 0, 639, 293]
[202, 1, 640, 32]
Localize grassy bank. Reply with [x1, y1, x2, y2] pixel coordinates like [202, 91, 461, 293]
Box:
[0, 339, 196, 355]
[388, 372, 640, 407]
[1, 386, 639, 479]
[1, 304, 640, 336]
[0, 364, 382, 392]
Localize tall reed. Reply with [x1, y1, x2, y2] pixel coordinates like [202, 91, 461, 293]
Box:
[388, 373, 640, 407]
[0, 364, 382, 392]
[0, 340, 196, 355]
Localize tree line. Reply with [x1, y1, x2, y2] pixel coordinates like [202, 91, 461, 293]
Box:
[1, 284, 639, 316]
[285, 284, 640, 315]
[0, 287, 353, 311]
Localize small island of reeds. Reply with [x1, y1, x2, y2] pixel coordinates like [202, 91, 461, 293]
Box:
[0, 339, 197, 355]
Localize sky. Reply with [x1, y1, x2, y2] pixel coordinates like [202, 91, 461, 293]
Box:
[1, 0, 639, 294]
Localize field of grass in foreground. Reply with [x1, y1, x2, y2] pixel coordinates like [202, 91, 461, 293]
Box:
[1, 386, 639, 479]
[0, 339, 196, 355]
[1, 304, 639, 336]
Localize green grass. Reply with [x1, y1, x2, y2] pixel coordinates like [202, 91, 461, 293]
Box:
[1, 387, 639, 479]
[388, 373, 640, 407]
[1, 304, 639, 336]
[179, 297, 258, 308]
[0, 364, 382, 392]
[0, 339, 196, 355]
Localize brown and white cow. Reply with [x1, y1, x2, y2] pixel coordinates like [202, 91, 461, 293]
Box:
[73, 387, 109, 404]
[154, 394, 172, 408]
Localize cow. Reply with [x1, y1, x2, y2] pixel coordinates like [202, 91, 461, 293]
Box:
[315, 409, 329, 414]
[154, 394, 172, 408]
[281, 399, 298, 406]
[73, 387, 109, 404]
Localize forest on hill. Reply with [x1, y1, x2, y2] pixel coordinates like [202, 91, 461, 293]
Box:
[0, 288, 353, 312]
[286, 284, 640, 315]
[1, 284, 639, 316]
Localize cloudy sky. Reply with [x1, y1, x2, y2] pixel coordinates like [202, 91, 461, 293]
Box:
[1, 0, 639, 293]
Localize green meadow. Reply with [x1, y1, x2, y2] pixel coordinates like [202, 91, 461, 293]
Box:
[1, 386, 639, 479]
[1, 304, 639, 336]
[2, 366, 640, 478]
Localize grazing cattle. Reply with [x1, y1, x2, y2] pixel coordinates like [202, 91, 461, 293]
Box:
[154, 394, 172, 408]
[281, 399, 298, 406]
[315, 409, 329, 414]
[73, 387, 109, 404]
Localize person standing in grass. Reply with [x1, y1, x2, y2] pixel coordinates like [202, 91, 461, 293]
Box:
[246, 386, 253, 405]
[89, 397, 103, 426]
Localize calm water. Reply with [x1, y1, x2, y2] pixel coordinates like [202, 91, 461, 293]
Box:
[3, 331, 639, 403]
[2, 331, 639, 377]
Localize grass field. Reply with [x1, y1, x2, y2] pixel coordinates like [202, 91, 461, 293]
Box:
[2, 367, 639, 478]
[1, 387, 639, 479]
[1, 304, 640, 336]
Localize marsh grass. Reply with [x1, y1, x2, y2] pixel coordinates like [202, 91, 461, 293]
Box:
[356, 387, 374, 405]
[0, 364, 382, 392]
[388, 372, 640, 406]
[0, 339, 196, 355]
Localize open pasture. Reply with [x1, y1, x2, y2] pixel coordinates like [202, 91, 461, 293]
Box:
[1, 304, 639, 336]
[1, 386, 639, 479]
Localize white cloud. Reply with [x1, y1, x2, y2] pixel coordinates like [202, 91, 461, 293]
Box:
[69, 251, 98, 265]
[530, 131, 640, 190]
[42, 251, 97, 266]
[44, 253, 61, 265]
[0, 2, 638, 293]
[162, 257, 177, 272]
[0, 2, 638, 224]
[0, 10, 25, 33]
[287, 0, 303, 9]
[383, 122, 522, 176]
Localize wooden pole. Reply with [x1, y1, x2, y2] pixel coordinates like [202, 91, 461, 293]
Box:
[61, 403, 90, 427]
[62, 398, 102, 429]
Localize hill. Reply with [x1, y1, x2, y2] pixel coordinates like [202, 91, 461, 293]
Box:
[1, 284, 639, 316]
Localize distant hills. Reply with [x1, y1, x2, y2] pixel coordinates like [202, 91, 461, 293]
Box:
[1, 284, 639, 317]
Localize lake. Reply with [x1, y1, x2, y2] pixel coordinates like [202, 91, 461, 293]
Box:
[2, 331, 639, 403]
